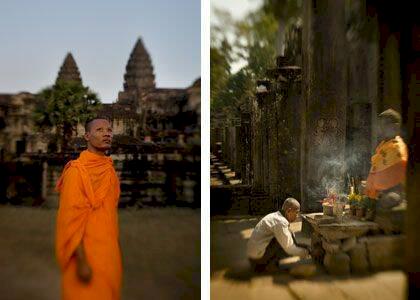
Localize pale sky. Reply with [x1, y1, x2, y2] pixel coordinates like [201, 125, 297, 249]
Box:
[211, 0, 263, 73]
[211, 0, 262, 23]
[0, 0, 200, 103]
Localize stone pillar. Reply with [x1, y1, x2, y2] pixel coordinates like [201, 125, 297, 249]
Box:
[234, 118, 242, 178]
[301, 0, 348, 211]
[252, 91, 264, 190]
[266, 88, 278, 204]
[240, 111, 251, 184]
[346, 0, 379, 180]
[403, 17, 420, 299]
[41, 161, 48, 200]
[253, 80, 274, 206]
[261, 95, 270, 195]
[223, 124, 229, 163]
[280, 68, 303, 201]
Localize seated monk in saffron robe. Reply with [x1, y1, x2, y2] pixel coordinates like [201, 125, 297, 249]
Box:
[365, 109, 408, 207]
[55, 118, 122, 300]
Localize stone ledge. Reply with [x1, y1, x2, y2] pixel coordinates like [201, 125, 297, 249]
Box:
[360, 235, 405, 271]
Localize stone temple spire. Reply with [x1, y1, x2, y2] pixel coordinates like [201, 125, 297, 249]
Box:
[118, 38, 156, 104]
[56, 52, 82, 84]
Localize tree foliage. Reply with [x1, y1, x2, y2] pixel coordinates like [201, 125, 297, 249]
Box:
[33, 80, 101, 151]
[211, 6, 278, 116]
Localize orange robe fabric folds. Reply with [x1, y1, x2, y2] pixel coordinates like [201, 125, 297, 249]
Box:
[365, 136, 408, 199]
[55, 150, 122, 300]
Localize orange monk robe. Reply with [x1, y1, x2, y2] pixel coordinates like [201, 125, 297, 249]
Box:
[365, 135, 408, 199]
[55, 150, 122, 300]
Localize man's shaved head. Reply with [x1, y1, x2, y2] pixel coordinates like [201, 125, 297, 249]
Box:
[282, 198, 300, 212]
[281, 197, 300, 223]
[84, 118, 113, 155]
[85, 117, 111, 133]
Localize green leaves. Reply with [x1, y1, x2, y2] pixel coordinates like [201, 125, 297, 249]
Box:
[211, 6, 279, 117]
[32, 81, 102, 151]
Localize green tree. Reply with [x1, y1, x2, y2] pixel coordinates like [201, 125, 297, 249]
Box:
[33, 81, 101, 152]
[211, 41, 232, 109]
[217, 69, 254, 116]
[210, 6, 278, 115]
[234, 9, 278, 78]
[211, 8, 234, 113]
[261, 0, 302, 55]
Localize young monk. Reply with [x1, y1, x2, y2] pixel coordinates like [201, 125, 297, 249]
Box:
[55, 118, 122, 300]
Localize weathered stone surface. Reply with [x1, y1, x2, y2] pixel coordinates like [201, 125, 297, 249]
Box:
[311, 244, 325, 265]
[301, 216, 314, 236]
[289, 263, 317, 278]
[322, 238, 341, 253]
[304, 215, 380, 241]
[303, 213, 335, 224]
[364, 235, 405, 271]
[349, 243, 369, 274]
[311, 231, 322, 247]
[324, 252, 350, 275]
[311, 232, 324, 264]
[342, 237, 357, 252]
[318, 221, 379, 240]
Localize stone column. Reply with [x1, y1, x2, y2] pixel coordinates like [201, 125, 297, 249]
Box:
[240, 111, 251, 184]
[346, 0, 379, 180]
[234, 118, 242, 178]
[301, 0, 348, 211]
[253, 80, 274, 202]
[252, 90, 264, 190]
[41, 161, 48, 200]
[223, 124, 229, 163]
[404, 18, 420, 299]
[280, 66, 303, 201]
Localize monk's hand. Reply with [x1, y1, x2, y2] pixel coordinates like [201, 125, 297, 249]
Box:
[76, 258, 92, 284]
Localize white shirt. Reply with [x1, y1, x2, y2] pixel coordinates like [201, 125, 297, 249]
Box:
[247, 211, 308, 259]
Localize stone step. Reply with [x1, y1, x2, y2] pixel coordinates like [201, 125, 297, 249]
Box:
[224, 172, 236, 178]
[229, 179, 242, 185]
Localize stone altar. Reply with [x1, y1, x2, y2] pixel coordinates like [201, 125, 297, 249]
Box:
[302, 213, 404, 275]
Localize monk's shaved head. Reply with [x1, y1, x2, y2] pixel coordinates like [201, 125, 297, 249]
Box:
[85, 117, 111, 133]
[84, 118, 113, 154]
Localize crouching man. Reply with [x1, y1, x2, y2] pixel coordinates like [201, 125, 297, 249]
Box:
[247, 198, 309, 272]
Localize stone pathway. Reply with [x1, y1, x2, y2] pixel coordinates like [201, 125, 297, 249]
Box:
[0, 205, 200, 300]
[211, 216, 406, 300]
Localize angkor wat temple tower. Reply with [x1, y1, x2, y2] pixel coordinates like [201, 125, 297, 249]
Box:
[118, 38, 156, 105]
[55, 53, 82, 84]
[115, 37, 199, 136]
